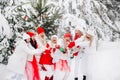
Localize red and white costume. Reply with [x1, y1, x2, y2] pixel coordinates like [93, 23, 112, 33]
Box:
[67, 27, 90, 80]
[52, 33, 71, 80]
[6, 33, 42, 80]
[25, 32, 40, 80]
[35, 27, 53, 80]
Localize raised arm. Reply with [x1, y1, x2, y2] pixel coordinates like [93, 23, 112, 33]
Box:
[21, 42, 45, 55]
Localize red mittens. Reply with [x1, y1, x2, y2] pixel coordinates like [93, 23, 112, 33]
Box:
[68, 41, 75, 49]
[73, 52, 78, 56]
[46, 43, 50, 48]
[56, 45, 60, 49]
[52, 48, 56, 53]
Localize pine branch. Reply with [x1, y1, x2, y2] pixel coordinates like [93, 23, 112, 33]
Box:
[10, 2, 31, 12]
[0, 36, 5, 42]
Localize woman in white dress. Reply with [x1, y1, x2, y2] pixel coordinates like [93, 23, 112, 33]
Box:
[67, 27, 93, 80]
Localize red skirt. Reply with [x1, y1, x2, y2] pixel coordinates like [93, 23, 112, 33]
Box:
[54, 59, 70, 72]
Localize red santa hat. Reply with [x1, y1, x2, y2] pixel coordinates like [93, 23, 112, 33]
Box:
[64, 32, 71, 38]
[37, 27, 45, 34]
[22, 33, 30, 40]
[26, 31, 35, 38]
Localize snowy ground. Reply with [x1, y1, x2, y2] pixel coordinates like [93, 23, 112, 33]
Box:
[87, 41, 120, 80]
[0, 41, 120, 80]
[0, 64, 6, 80]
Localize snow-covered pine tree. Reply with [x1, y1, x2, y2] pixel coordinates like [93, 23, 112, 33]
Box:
[55, 0, 120, 41]
[12, 0, 63, 39]
[53, 0, 120, 50]
[0, 0, 14, 64]
[0, 0, 63, 64]
[0, 0, 120, 64]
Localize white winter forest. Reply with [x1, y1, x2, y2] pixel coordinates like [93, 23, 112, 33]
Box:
[0, 0, 120, 80]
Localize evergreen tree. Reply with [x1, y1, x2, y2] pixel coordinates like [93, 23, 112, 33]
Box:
[14, 0, 63, 38]
[0, 0, 62, 64]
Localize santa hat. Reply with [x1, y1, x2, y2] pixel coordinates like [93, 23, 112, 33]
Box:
[37, 27, 44, 34]
[26, 31, 35, 38]
[64, 32, 71, 38]
[22, 33, 30, 40]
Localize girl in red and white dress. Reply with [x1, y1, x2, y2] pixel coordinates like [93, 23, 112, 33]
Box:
[25, 31, 40, 80]
[6, 33, 42, 80]
[47, 35, 58, 80]
[52, 33, 71, 80]
[35, 27, 53, 80]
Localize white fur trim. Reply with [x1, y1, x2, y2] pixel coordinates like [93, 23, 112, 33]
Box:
[22, 33, 30, 40]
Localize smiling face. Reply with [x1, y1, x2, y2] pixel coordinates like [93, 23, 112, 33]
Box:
[38, 32, 45, 38]
[25, 38, 30, 43]
[51, 37, 57, 44]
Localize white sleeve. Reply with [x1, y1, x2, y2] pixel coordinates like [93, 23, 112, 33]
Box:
[21, 43, 45, 55]
[22, 46, 39, 55]
[58, 38, 64, 47]
[52, 49, 61, 63]
[75, 38, 90, 47]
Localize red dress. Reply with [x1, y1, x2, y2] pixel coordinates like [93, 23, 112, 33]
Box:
[39, 50, 53, 65]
